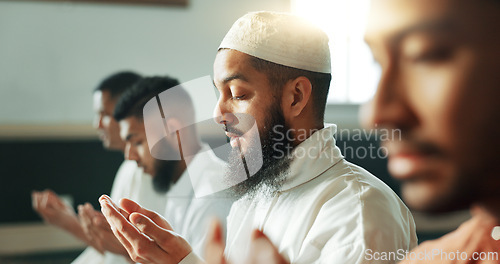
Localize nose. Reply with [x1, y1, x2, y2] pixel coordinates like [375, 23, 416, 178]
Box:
[124, 144, 140, 163]
[93, 114, 104, 129]
[361, 64, 418, 131]
[213, 98, 236, 125]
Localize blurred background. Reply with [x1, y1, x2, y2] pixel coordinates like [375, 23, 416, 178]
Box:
[0, 0, 469, 263]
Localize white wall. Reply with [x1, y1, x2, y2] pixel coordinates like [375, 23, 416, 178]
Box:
[0, 0, 290, 125]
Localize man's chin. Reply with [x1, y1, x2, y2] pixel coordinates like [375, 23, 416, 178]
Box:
[401, 181, 471, 214]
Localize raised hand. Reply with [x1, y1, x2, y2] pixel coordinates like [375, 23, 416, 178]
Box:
[99, 195, 193, 264]
[204, 219, 289, 264]
[31, 189, 89, 243]
[78, 202, 128, 256]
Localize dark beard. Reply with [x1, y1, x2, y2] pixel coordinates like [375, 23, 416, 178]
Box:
[152, 159, 182, 193]
[150, 137, 184, 194]
[226, 105, 294, 200]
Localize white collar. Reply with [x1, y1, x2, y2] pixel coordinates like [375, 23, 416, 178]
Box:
[280, 124, 344, 192]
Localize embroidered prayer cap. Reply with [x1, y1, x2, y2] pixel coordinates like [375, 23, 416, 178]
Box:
[219, 11, 331, 74]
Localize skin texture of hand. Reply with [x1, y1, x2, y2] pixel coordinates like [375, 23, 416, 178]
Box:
[31, 189, 89, 244]
[78, 202, 129, 256]
[99, 195, 193, 264]
[204, 219, 289, 264]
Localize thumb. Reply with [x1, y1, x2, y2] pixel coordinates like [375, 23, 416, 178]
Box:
[247, 230, 288, 264]
[205, 218, 228, 264]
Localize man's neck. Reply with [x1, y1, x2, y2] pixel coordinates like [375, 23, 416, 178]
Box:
[291, 123, 324, 147]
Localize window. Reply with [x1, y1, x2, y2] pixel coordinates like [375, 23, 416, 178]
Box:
[292, 0, 380, 104]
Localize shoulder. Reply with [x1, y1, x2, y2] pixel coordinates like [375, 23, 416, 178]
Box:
[297, 160, 417, 251]
[300, 159, 406, 210]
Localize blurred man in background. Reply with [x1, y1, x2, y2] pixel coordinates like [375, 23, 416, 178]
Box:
[32, 71, 168, 264]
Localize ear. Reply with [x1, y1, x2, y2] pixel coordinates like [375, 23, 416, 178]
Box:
[282, 76, 312, 120]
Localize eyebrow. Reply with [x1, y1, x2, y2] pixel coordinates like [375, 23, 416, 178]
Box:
[213, 73, 250, 91]
[395, 19, 454, 43]
[366, 18, 455, 47]
[222, 73, 249, 85]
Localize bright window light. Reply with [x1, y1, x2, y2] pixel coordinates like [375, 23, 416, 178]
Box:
[292, 0, 380, 104]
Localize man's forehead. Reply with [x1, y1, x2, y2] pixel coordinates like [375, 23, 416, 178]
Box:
[365, 0, 455, 44]
[93, 90, 116, 112]
[214, 50, 250, 79]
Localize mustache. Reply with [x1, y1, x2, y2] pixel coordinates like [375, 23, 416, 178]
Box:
[383, 134, 445, 157]
[223, 124, 244, 136]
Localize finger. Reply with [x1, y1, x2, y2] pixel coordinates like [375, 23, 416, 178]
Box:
[93, 213, 111, 230]
[44, 190, 67, 210]
[82, 203, 97, 220]
[99, 195, 130, 219]
[247, 230, 288, 264]
[32, 191, 40, 210]
[100, 201, 136, 253]
[204, 218, 227, 264]
[129, 212, 178, 250]
[121, 198, 173, 231]
[102, 205, 166, 263]
[78, 205, 90, 231]
[78, 204, 104, 253]
[41, 191, 49, 209]
[84, 202, 94, 210]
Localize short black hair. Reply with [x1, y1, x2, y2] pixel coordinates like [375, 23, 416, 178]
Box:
[113, 76, 192, 122]
[249, 56, 332, 122]
[94, 71, 142, 99]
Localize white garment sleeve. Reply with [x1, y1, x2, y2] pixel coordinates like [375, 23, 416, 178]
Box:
[71, 247, 105, 264]
[179, 251, 203, 264]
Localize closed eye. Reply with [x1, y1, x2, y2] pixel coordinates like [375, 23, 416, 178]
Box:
[413, 46, 453, 63]
[232, 94, 246, 100]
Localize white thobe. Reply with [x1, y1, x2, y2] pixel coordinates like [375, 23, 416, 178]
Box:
[72, 160, 168, 264]
[165, 145, 234, 264]
[225, 124, 418, 264]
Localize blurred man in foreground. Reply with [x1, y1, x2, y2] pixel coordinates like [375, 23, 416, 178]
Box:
[361, 0, 500, 263]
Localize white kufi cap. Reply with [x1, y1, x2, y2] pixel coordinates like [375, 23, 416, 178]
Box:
[219, 11, 331, 73]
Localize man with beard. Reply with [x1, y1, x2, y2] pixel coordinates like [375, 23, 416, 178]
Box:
[204, 11, 417, 264]
[216, 1, 500, 263]
[101, 76, 232, 263]
[32, 71, 168, 264]
[100, 12, 417, 264]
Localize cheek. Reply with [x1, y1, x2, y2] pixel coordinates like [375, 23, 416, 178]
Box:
[404, 53, 474, 147]
[141, 145, 155, 164]
[101, 117, 111, 129]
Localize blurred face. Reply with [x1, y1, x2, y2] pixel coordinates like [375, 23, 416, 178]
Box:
[213, 49, 293, 197]
[119, 117, 156, 175]
[363, 0, 500, 212]
[93, 90, 125, 151]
